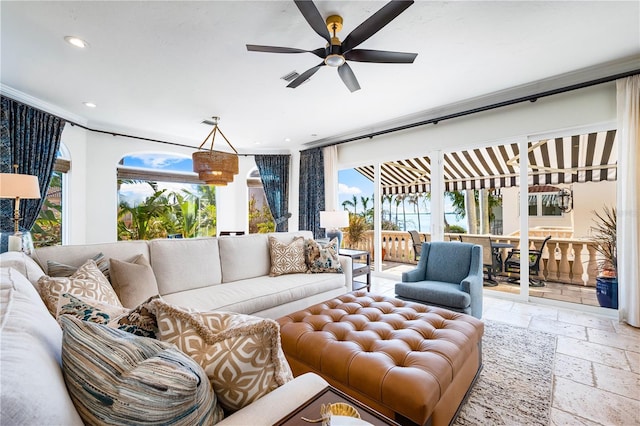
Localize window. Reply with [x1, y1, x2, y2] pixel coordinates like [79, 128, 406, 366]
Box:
[32, 145, 70, 247]
[117, 153, 216, 240]
[528, 193, 562, 217]
[247, 168, 274, 233]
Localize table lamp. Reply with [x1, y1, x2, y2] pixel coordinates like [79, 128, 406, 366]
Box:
[0, 170, 41, 253]
[320, 211, 349, 248]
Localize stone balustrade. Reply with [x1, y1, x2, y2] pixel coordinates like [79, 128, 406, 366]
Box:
[344, 230, 601, 287]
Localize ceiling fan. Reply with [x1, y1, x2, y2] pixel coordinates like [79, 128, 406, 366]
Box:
[246, 0, 418, 92]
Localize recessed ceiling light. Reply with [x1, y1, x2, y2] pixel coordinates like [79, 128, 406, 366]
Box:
[64, 36, 89, 49]
[83, 102, 97, 108]
[284, 138, 291, 143]
[254, 141, 261, 145]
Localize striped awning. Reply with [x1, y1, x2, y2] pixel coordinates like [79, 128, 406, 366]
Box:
[356, 129, 617, 194]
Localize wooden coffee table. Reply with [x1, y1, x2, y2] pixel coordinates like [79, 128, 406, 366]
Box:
[275, 385, 399, 425]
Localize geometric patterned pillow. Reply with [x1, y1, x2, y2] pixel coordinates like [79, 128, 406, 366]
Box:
[56, 293, 159, 339]
[47, 252, 110, 281]
[305, 238, 343, 273]
[268, 236, 308, 277]
[37, 259, 123, 316]
[59, 315, 224, 425]
[150, 299, 294, 413]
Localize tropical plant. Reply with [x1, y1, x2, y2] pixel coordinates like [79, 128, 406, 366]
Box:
[408, 193, 422, 231]
[117, 187, 171, 240]
[345, 213, 368, 249]
[590, 206, 617, 277]
[31, 198, 62, 247]
[248, 194, 275, 233]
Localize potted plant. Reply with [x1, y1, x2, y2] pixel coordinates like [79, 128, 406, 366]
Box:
[590, 206, 618, 309]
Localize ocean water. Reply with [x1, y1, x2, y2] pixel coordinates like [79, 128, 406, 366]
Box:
[384, 212, 467, 233]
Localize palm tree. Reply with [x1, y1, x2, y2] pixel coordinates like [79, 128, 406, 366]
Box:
[118, 188, 171, 240]
[393, 194, 403, 227]
[381, 194, 393, 222]
[408, 193, 422, 231]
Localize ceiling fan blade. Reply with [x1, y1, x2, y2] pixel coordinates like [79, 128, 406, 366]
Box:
[247, 45, 326, 59]
[337, 62, 361, 92]
[345, 49, 417, 63]
[294, 0, 331, 43]
[342, 0, 414, 53]
[287, 62, 325, 88]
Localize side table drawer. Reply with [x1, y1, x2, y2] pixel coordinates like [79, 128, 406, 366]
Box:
[352, 262, 370, 276]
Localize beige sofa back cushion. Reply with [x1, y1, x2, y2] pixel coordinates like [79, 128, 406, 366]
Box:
[219, 234, 270, 283]
[150, 238, 222, 295]
[218, 232, 313, 283]
[33, 241, 150, 274]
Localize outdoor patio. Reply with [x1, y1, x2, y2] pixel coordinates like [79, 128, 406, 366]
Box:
[375, 259, 600, 307]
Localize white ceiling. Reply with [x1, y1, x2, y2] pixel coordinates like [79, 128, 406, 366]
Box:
[1, 1, 639, 154]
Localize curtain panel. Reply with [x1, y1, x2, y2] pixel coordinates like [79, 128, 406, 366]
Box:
[0, 96, 66, 230]
[254, 154, 291, 232]
[616, 75, 640, 328]
[299, 148, 325, 238]
[323, 145, 338, 211]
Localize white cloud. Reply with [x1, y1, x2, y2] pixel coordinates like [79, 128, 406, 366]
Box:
[129, 153, 188, 169]
[338, 183, 362, 195]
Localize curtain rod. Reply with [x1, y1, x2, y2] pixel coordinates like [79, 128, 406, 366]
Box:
[308, 69, 639, 150]
[0, 95, 263, 157]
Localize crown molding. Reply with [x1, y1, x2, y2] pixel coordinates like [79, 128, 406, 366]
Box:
[0, 84, 88, 126]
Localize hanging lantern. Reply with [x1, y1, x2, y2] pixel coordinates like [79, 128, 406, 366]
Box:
[192, 116, 239, 185]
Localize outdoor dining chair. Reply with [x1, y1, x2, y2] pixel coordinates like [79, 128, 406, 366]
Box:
[504, 235, 552, 287]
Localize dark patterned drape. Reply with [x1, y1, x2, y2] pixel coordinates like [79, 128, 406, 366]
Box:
[0, 96, 66, 230]
[255, 154, 291, 232]
[299, 148, 325, 238]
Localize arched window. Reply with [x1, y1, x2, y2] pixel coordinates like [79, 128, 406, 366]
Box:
[116, 153, 216, 240]
[32, 142, 70, 247]
[247, 168, 274, 233]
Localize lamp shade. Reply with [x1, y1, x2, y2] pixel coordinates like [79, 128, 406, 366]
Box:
[0, 173, 41, 199]
[320, 211, 349, 229]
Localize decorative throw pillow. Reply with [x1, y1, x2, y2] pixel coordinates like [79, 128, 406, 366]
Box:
[56, 293, 159, 339]
[109, 255, 159, 308]
[47, 252, 110, 281]
[38, 259, 123, 316]
[305, 238, 343, 273]
[150, 299, 294, 412]
[268, 235, 307, 277]
[59, 315, 223, 425]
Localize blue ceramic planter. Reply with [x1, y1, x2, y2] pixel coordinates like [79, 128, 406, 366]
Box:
[596, 276, 618, 309]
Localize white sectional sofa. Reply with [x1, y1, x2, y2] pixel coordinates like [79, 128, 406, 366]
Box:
[28, 231, 352, 318]
[0, 231, 352, 424]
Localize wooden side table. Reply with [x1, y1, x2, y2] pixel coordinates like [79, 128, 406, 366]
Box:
[274, 385, 399, 425]
[339, 249, 371, 291]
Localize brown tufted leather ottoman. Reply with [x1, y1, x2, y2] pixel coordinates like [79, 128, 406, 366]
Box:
[277, 291, 484, 426]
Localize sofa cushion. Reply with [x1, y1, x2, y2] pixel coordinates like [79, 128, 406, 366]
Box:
[33, 240, 150, 275]
[47, 252, 110, 280]
[305, 238, 343, 273]
[0, 267, 83, 425]
[151, 299, 294, 412]
[109, 255, 160, 308]
[149, 238, 222, 295]
[0, 251, 45, 286]
[268, 236, 308, 277]
[59, 315, 224, 425]
[218, 233, 270, 282]
[38, 259, 123, 316]
[161, 272, 346, 315]
[56, 293, 159, 339]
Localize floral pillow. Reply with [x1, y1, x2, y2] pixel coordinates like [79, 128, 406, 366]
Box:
[305, 238, 343, 273]
[56, 293, 159, 339]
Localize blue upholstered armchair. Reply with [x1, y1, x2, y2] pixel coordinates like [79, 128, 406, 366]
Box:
[395, 242, 483, 318]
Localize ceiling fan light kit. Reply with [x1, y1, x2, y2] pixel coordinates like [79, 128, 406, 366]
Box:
[246, 0, 417, 92]
[192, 116, 239, 186]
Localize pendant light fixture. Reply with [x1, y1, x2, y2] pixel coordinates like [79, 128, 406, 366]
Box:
[192, 117, 239, 186]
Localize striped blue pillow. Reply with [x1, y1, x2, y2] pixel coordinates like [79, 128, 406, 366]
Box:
[60, 315, 224, 425]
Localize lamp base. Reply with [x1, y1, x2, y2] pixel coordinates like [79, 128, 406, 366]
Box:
[0, 228, 34, 255]
[326, 229, 343, 249]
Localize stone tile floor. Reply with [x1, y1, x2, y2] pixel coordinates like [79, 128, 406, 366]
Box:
[369, 275, 640, 425]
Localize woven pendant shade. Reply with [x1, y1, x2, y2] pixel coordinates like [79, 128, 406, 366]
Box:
[192, 117, 239, 185]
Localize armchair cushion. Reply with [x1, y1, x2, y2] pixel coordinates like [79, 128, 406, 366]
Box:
[395, 281, 471, 310]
